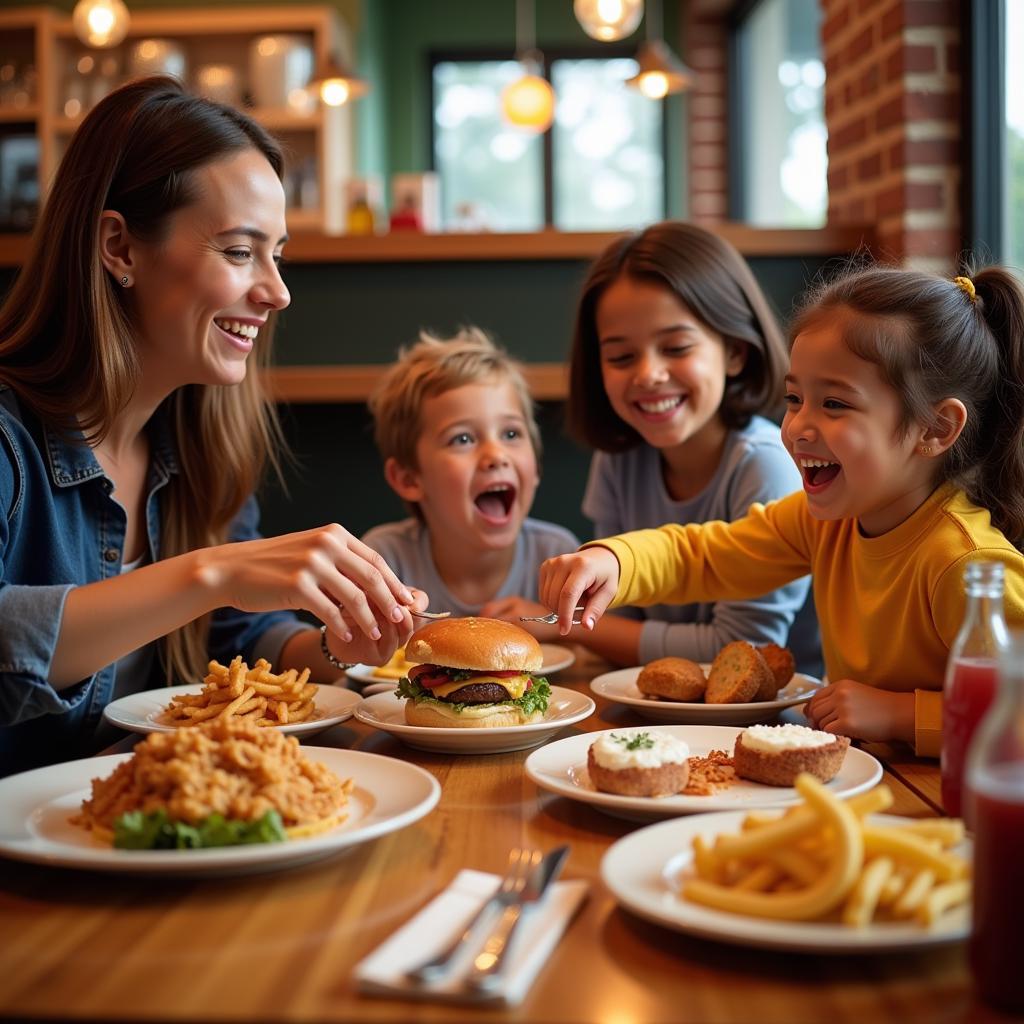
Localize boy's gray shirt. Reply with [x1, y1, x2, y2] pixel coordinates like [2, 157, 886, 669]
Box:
[362, 517, 580, 617]
[582, 415, 821, 673]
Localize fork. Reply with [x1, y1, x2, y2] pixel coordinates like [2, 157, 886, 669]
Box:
[519, 606, 586, 626]
[405, 848, 540, 984]
[410, 609, 452, 619]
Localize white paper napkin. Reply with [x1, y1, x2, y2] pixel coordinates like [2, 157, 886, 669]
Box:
[355, 868, 588, 1006]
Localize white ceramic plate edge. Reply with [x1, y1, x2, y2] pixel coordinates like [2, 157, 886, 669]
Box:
[600, 811, 969, 953]
[0, 748, 440, 875]
[102, 684, 361, 738]
[524, 725, 882, 816]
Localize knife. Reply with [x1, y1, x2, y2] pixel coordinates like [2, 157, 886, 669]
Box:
[464, 844, 570, 992]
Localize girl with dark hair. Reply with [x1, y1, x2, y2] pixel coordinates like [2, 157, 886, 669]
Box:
[539, 264, 1024, 755]
[490, 221, 818, 671]
[0, 78, 423, 775]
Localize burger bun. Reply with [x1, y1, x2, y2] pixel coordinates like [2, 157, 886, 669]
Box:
[404, 700, 544, 729]
[406, 616, 542, 673]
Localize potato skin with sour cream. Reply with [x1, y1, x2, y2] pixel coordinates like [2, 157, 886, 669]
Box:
[588, 728, 690, 797]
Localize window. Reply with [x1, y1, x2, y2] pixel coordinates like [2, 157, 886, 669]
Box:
[431, 53, 665, 232]
[1006, 0, 1023, 268]
[733, 0, 827, 226]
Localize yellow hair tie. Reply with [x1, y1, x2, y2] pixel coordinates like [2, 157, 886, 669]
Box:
[954, 275, 977, 303]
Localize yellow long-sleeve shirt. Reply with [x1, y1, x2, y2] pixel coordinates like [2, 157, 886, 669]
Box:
[595, 484, 1024, 757]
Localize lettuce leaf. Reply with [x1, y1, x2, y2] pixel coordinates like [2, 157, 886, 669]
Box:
[395, 674, 551, 715]
[112, 809, 287, 850]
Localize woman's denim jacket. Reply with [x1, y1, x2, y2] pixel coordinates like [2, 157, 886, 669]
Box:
[0, 386, 306, 775]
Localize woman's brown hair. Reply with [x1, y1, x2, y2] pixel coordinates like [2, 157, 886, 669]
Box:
[567, 221, 790, 452]
[0, 76, 287, 682]
[792, 264, 1024, 548]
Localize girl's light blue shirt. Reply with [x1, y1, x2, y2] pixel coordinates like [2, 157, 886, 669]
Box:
[582, 415, 821, 673]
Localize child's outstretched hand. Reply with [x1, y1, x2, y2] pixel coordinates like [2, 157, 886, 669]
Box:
[538, 547, 621, 637]
[480, 596, 561, 641]
[805, 679, 915, 745]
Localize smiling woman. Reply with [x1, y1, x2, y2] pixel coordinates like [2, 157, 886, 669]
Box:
[0, 77, 425, 777]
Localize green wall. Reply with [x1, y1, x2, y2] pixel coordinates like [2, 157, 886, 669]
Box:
[254, 250, 847, 543]
[5, 0, 684, 211]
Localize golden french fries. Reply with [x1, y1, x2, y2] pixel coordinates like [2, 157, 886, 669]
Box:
[681, 774, 970, 929]
[163, 656, 317, 729]
[371, 646, 416, 681]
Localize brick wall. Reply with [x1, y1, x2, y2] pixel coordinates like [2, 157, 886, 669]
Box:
[822, 0, 962, 270]
[685, 6, 730, 225]
[682, 0, 963, 270]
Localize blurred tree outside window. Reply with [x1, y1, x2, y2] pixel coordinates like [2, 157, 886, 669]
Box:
[1006, 0, 1023, 269]
[736, 0, 827, 226]
[432, 56, 665, 232]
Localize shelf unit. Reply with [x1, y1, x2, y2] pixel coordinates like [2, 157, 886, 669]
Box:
[0, 4, 355, 233]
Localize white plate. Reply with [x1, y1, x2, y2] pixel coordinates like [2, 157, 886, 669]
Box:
[591, 667, 823, 726]
[538, 643, 576, 675]
[0, 748, 440, 877]
[346, 642, 577, 688]
[524, 725, 882, 821]
[103, 683, 362, 738]
[601, 812, 970, 953]
[354, 686, 595, 754]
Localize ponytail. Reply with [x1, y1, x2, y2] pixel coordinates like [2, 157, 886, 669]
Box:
[970, 267, 1024, 546]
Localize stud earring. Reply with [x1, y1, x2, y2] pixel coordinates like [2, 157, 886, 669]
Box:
[919, 445, 933, 455]
[120, 275, 129, 287]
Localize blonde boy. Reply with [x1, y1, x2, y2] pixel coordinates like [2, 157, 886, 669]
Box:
[363, 328, 579, 614]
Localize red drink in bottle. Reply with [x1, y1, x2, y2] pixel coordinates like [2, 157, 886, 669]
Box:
[969, 768, 1024, 1014]
[941, 658, 999, 817]
[941, 562, 1008, 820]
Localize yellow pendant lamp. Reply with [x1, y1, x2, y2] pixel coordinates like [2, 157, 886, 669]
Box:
[625, 0, 694, 98]
[501, 0, 554, 133]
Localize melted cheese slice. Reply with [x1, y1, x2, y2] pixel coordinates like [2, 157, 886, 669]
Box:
[428, 673, 532, 700]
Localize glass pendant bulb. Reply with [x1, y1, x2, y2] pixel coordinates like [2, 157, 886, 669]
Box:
[574, 0, 644, 42]
[72, 0, 130, 49]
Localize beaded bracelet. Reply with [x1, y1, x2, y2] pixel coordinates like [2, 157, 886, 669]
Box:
[320, 624, 355, 671]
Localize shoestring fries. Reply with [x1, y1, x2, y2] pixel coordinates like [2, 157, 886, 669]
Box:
[681, 774, 970, 928]
[164, 656, 318, 728]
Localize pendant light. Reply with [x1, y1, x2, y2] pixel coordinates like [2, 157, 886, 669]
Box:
[574, 0, 644, 42]
[625, 0, 694, 98]
[72, 0, 130, 48]
[310, 55, 370, 107]
[501, 0, 554, 132]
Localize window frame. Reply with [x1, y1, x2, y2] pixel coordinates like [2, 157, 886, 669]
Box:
[427, 46, 670, 229]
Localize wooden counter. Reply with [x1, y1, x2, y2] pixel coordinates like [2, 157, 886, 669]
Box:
[0, 224, 875, 268]
[0, 649, 983, 1024]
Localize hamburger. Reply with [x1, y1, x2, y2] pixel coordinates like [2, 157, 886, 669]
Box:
[395, 617, 551, 728]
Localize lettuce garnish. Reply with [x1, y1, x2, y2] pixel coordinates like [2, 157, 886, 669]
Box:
[396, 674, 551, 715]
[112, 808, 287, 850]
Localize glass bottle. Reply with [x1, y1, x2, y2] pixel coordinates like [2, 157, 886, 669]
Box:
[941, 561, 1009, 819]
[965, 636, 1024, 1014]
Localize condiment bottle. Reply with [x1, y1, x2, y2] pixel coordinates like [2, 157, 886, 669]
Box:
[965, 636, 1024, 1015]
[941, 560, 1009, 819]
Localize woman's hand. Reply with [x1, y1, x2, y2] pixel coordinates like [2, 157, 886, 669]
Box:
[538, 546, 621, 636]
[324, 588, 428, 666]
[194, 524, 419, 642]
[479, 596, 561, 642]
[805, 679, 916, 745]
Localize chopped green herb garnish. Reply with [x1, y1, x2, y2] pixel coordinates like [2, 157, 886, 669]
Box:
[612, 732, 655, 751]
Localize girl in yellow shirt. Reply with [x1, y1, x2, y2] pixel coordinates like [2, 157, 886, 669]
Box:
[539, 265, 1024, 755]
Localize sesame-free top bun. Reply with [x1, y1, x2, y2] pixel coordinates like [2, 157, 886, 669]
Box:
[405, 616, 543, 673]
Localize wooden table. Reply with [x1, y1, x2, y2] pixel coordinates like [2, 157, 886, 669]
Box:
[0, 651, 996, 1023]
